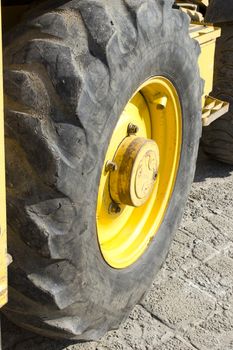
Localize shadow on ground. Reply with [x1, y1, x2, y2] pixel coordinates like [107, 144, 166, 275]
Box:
[1, 315, 77, 350]
[194, 146, 233, 183]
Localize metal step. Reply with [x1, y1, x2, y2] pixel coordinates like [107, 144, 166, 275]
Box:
[202, 95, 229, 126]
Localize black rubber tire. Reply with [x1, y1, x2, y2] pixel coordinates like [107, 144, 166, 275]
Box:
[202, 23, 233, 165]
[3, 0, 202, 341]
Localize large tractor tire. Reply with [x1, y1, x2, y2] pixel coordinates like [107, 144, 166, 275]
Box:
[202, 2, 233, 165]
[3, 0, 202, 341]
[202, 22, 233, 165]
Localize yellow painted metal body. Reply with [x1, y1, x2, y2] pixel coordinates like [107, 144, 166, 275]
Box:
[200, 0, 209, 6]
[190, 24, 221, 101]
[96, 77, 182, 269]
[189, 23, 228, 123]
[0, 6, 7, 308]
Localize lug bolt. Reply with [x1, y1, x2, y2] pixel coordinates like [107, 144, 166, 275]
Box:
[152, 94, 168, 110]
[127, 123, 139, 135]
[105, 161, 118, 172]
[109, 202, 121, 214]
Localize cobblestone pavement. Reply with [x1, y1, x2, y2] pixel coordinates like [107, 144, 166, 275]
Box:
[2, 148, 233, 350]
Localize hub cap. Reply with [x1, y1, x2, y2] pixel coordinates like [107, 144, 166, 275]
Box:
[96, 77, 182, 269]
[110, 136, 160, 207]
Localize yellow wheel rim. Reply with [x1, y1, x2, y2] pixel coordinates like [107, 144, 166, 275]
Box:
[96, 77, 182, 269]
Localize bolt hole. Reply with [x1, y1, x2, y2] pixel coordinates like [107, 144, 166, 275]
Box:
[157, 104, 165, 110]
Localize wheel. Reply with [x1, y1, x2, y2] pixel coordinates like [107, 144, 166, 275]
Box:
[202, 23, 233, 165]
[3, 0, 202, 341]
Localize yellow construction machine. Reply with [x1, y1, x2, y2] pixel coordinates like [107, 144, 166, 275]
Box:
[0, 0, 233, 342]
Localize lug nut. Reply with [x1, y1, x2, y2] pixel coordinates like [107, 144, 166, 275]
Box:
[109, 202, 121, 214]
[105, 161, 118, 172]
[127, 123, 139, 135]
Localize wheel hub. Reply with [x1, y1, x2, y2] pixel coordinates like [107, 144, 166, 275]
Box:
[110, 136, 160, 207]
[96, 76, 182, 269]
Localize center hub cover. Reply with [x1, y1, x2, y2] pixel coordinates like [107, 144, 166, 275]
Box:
[110, 136, 159, 207]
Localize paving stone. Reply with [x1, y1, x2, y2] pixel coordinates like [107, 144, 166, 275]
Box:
[142, 276, 215, 331]
[191, 240, 217, 262]
[218, 332, 233, 350]
[206, 255, 233, 289]
[222, 290, 233, 314]
[227, 245, 233, 260]
[185, 309, 233, 350]
[183, 216, 230, 251]
[206, 215, 233, 243]
[185, 325, 221, 350]
[159, 336, 196, 350]
[184, 262, 223, 296]
[173, 230, 193, 245]
[166, 230, 217, 273]
[202, 310, 233, 333]
[165, 239, 198, 273]
[97, 305, 173, 350]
